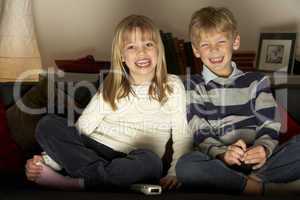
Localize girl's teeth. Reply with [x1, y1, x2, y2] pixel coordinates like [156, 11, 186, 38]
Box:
[136, 59, 150, 67]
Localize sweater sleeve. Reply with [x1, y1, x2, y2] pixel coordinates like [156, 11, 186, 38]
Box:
[253, 76, 280, 157]
[188, 112, 227, 158]
[186, 78, 227, 158]
[167, 76, 193, 176]
[75, 91, 112, 135]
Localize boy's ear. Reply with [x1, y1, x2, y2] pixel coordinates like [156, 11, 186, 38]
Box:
[192, 45, 201, 58]
[233, 34, 240, 51]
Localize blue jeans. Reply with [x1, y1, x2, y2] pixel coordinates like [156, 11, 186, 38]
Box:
[176, 135, 300, 193]
[36, 114, 162, 189]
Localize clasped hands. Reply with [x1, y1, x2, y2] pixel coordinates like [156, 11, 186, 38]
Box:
[218, 139, 267, 170]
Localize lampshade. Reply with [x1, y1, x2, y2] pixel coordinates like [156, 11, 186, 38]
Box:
[0, 0, 42, 82]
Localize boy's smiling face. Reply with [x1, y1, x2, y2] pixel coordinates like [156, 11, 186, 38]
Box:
[192, 31, 240, 77]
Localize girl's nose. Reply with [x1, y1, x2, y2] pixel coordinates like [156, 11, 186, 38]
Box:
[137, 46, 146, 55]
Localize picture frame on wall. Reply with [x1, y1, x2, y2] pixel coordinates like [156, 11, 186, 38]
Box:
[256, 32, 297, 73]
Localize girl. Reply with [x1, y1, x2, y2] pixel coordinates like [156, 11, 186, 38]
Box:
[25, 15, 192, 190]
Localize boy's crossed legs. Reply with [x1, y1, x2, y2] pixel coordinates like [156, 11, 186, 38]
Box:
[176, 134, 300, 196]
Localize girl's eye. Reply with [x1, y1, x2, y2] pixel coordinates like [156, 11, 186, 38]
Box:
[218, 40, 226, 44]
[126, 45, 135, 50]
[146, 42, 154, 47]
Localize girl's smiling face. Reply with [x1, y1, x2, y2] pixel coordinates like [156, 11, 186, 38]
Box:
[122, 28, 158, 85]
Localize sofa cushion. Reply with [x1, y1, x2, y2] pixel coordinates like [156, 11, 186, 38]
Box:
[0, 83, 36, 109]
[0, 97, 23, 172]
[5, 75, 99, 157]
[5, 78, 48, 157]
[278, 103, 300, 144]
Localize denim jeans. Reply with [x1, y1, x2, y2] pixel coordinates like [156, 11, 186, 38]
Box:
[176, 134, 300, 193]
[36, 114, 163, 189]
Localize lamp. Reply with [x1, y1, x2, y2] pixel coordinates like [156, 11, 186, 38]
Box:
[0, 0, 42, 82]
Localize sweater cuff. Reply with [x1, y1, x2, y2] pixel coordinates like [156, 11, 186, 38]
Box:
[208, 146, 228, 158]
[254, 139, 278, 157]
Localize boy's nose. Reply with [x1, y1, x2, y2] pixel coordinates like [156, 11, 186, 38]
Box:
[210, 45, 219, 52]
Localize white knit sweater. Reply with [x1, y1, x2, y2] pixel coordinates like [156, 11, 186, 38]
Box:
[75, 75, 192, 176]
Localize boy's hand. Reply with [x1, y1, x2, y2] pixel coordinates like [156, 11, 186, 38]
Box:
[159, 176, 181, 190]
[25, 155, 43, 182]
[219, 139, 247, 166]
[243, 145, 267, 170]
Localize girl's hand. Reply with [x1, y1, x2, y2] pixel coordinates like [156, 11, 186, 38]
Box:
[25, 155, 43, 182]
[219, 139, 247, 166]
[243, 145, 267, 170]
[159, 176, 181, 190]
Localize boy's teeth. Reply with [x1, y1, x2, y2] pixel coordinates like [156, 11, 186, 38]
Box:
[210, 57, 223, 63]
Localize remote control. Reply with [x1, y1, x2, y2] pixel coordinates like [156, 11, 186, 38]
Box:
[130, 184, 162, 195]
[41, 152, 62, 171]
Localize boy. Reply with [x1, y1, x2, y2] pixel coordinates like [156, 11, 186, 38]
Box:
[176, 6, 300, 195]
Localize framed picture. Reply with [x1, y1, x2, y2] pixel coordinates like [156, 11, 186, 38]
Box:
[256, 32, 297, 73]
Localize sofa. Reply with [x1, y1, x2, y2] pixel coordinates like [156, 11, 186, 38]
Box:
[1, 70, 300, 200]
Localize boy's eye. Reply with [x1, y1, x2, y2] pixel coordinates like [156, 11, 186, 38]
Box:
[218, 40, 226, 44]
[200, 43, 208, 48]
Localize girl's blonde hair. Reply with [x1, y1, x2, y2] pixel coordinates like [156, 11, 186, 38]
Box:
[189, 7, 238, 45]
[102, 15, 172, 110]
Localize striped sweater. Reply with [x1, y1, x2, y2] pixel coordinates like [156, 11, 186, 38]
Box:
[185, 69, 281, 158]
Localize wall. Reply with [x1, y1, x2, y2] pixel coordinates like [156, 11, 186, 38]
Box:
[32, 0, 300, 68]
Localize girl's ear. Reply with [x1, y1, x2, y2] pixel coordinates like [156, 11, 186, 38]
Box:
[233, 34, 240, 51]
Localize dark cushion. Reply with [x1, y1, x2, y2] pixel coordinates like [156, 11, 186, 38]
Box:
[5, 78, 48, 157]
[55, 55, 110, 73]
[5, 75, 99, 157]
[52, 73, 100, 121]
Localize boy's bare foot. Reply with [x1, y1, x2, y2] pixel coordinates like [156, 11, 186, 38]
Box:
[243, 177, 263, 196]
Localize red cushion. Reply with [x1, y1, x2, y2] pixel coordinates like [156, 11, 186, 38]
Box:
[0, 98, 23, 172]
[278, 104, 300, 144]
[55, 55, 110, 73]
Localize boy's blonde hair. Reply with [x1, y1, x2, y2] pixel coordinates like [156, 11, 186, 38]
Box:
[102, 15, 172, 110]
[189, 7, 238, 45]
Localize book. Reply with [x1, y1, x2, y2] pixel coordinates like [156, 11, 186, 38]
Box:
[184, 42, 195, 74]
[184, 42, 202, 74]
[174, 38, 186, 75]
[177, 39, 188, 75]
[164, 32, 181, 75]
